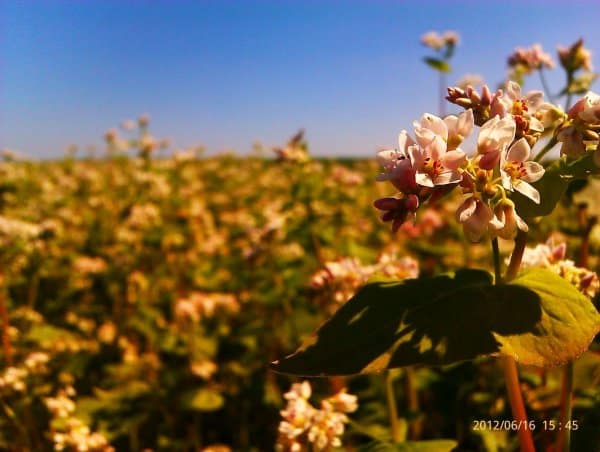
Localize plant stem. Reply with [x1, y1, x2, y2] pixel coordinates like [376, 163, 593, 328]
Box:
[565, 72, 574, 111]
[556, 360, 574, 452]
[439, 72, 447, 117]
[539, 68, 554, 104]
[385, 371, 402, 443]
[505, 230, 528, 281]
[497, 231, 535, 452]
[405, 367, 420, 439]
[501, 357, 536, 452]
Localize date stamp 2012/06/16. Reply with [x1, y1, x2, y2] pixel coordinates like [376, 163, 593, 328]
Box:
[473, 420, 579, 431]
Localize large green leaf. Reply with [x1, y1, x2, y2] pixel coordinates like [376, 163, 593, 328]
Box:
[514, 153, 600, 219]
[271, 269, 600, 376]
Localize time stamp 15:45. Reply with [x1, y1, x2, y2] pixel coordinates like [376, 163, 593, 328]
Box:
[473, 419, 579, 431]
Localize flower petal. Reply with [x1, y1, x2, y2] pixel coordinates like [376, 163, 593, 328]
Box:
[506, 138, 531, 162]
[456, 197, 476, 222]
[415, 172, 434, 187]
[513, 180, 541, 204]
[441, 149, 466, 169]
[522, 161, 545, 183]
[398, 130, 416, 152]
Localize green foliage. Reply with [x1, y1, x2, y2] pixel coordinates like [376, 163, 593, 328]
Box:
[423, 57, 451, 73]
[514, 153, 600, 219]
[272, 268, 600, 375]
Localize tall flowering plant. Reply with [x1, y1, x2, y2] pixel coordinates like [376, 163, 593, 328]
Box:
[273, 38, 600, 452]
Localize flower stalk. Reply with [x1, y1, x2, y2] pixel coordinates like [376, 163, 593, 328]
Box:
[493, 232, 535, 452]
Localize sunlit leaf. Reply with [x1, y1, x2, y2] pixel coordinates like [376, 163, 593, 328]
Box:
[513, 153, 600, 219]
[271, 269, 600, 375]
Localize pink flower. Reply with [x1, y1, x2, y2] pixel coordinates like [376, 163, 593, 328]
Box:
[410, 113, 467, 187]
[456, 197, 494, 242]
[500, 138, 545, 203]
[507, 44, 554, 72]
[477, 116, 516, 170]
[567, 91, 600, 123]
[444, 110, 474, 150]
[496, 81, 546, 133]
[373, 195, 419, 232]
[376, 131, 417, 193]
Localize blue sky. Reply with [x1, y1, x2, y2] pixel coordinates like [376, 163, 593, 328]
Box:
[3, 1, 600, 158]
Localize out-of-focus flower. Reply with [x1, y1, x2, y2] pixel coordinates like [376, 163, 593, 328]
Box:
[73, 256, 107, 275]
[138, 114, 150, 127]
[190, 359, 218, 380]
[558, 39, 593, 72]
[276, 381, 357, 452]
[455, 73, 484, 90]
[0, 366, 28, 392]
[310, 254, 418, 312]
[500, 138, 545, 204]
[273, 130, 310, 162]
[120, 119, 136, 131]
[508, 43, 555, 73]
[175, 292, 239, 323]
[420, 30, 459, 50]
[517, 240, 599, 298]
[202, 445, 232, 452]
[97, 321, 117, 344]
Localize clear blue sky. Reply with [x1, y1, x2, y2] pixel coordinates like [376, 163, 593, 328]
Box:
[2, 0, 600, 158]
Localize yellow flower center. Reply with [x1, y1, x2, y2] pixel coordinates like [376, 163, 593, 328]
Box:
[504, 160, 527, 179]
[423, 157, 443, 177]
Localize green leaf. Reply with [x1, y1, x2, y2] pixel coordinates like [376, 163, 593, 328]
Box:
[359, 439, 458, 452]
[180, 387, 224, 412]
[271, 269, 600, 376]
[423, 57, 451, 73]
[513, 153, 600, 219]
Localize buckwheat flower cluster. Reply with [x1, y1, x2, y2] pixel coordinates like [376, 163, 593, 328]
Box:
[377, 82, 558, 242]
[45, 387, 114, 451]
[420, 30, 459, 51]
[275, 381, 358, 452]
[557, 91, 600, 164]
[310, 254, 419, 312]
[273, 130, 310, 163]
[508, 43, 555, 73]
[518, 239, 599, 298]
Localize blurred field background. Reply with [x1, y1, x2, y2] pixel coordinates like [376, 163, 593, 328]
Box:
[2, 1, 600, 451]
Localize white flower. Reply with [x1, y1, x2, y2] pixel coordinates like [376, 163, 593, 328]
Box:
[489, 199, 528, 239]
[498, 81, 546, 133]
[500, 138, 545, 203]
[477, 116, 516, 170]
[376, 131, 418, 193]
[456, 197, 494, 242]
[410, 113, 466, 187]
